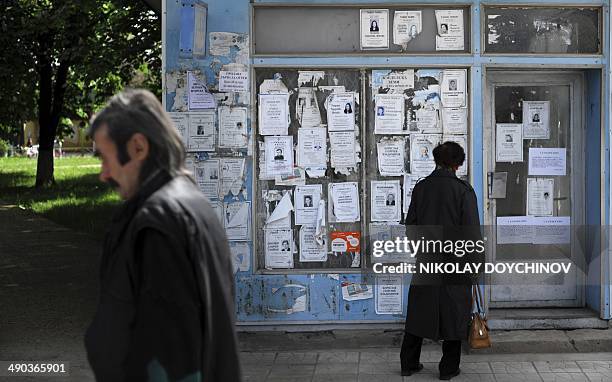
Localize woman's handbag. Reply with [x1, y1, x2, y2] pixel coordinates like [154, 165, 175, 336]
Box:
[469, 285, 491, 349]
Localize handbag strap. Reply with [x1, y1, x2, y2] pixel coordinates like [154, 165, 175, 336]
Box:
[472, 285, 486, 316]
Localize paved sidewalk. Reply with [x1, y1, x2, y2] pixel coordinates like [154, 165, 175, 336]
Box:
[241, 349, 612, 382]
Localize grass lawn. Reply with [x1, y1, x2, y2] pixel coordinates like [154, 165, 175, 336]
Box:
[0, 156, 121, 240]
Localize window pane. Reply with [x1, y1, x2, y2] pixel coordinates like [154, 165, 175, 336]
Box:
[484, 7, 600, 54]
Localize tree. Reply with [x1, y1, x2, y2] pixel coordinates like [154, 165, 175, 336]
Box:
[0, 0, 160, 187]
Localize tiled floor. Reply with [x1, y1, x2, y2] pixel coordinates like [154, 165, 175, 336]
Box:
[240, 351, 612, 382]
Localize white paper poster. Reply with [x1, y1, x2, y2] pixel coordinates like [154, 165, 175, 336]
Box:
[381, 70, 415, 94]
[375, 275, 403, 315]
[168, 112, 189, 148]
[264, 136, 293, 177]
[369, 223, 412, 263]
[416, 108, 440, 133]
[341, 282, 373, 301]
[230, 242, 250, 273]
[403, 175, 420, 213]
[296, 87, 322, 128]
[218, 107, 248, 148]
[528, 148, 566, 176]
[194, 159, 219, 200]
[533, 216, 571, 245]
[377, 137, 407, 176]
[188, 111, 216, 152]
[496, 216, 570, 245]
[218, 71, 249, 93]
[435, 10, 464, 51]
[441, 69, 467, 108]
[220, 158, 245, 197]
[442, 108, 468, 135]
[223, 201, 250, 240]
[527, 178, 554, 216]
[259, 93, 289, 135]
[436, 35, 464, 51]
[188, 71, 216, 110]
[327, 93, 356, 131]
[329, 131, 357, 168]
[443, 134, 468, 176]
[410, 134, 441, 175]
[299, 225, 327, 262]
[360, 9, 389, 49]
[329, 182, 360, 222]
[264, 228, 294, 269]
[265, 191, 293, 228]
[393, 11, 422, 46]
[375, 94, 405, 134]
[496, 216, 535, 244]
[297, 128, 327, 170]
[496, 124, 523, 162]
[294, 184, 322, 226]
[371, 180, 401, 222]
[523, 101, 550, 139]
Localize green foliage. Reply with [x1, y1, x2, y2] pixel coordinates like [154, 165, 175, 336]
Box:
[0, 139, 10, 156]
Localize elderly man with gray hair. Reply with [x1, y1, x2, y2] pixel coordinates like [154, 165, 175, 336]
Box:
[85, 89, 242, 382]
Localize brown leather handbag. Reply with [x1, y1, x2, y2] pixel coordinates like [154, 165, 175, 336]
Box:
[469, 285, 491, 349]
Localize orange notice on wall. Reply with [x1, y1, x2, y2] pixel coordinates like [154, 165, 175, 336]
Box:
[330, 232, 361, 253]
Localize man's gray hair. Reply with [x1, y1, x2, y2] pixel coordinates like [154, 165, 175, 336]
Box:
[89, 89, 188, 182]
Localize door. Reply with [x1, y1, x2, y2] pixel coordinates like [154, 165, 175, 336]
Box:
[484, 70, 584, 308]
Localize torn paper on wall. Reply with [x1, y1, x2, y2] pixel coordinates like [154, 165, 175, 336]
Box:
[393, 11, 422, 47]
[223, 201, 251, 240]
[209, 32, 249, 62]
[299, 225, 327, 262]
[275, 167, 306, 186]
[315, 199, 326, 246]
[267, 284, 306, 313]
[297, 71, 325, 87]
[188, 71, 216, 110]
[259, 74, 289, 94]
[220, 158, 245, 197]
[341, 281, 373, 301]
[166, 71, 189, 111]
[381, 69, 415, 94]
[230, 242, 250, 274]
[296, 87, 322, 128]
[264, 190, 293, 228]
[328, 182, 360, 223]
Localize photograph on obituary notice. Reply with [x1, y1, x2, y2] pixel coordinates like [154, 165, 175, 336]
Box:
[360, 9, 390, 49]
[527, 178, 554, 217]
[297, 128, 327, 171]
[329, 131, 357, 168]
[194, 159, 220, 201]
[223, 201, 251, 241]
[374, 94, 405, 134]
[220, 158, 245, 197]
[296, 87, 322, 128]
[375, 275, 403, 315]
[264, 136, 294, 177]
[327, 93, 356, 131]
[328, 182, 360, 223]
[442, 134, 468, 176]
[299, 225, 327, 262]
[410, 134, 441, 175]
[440, 69, 467, 108]
[187, 111, 216, 152]
[442, 107, 468, 135]
[168, 112, 189, 148]
[523, 101, 550, 139]
[434, 9, 464, 51]
[294, 184, 322, 226]
[258, 93, 289, 135]
[377, 137, 407, 176]
[371, 180, 401, 222]
[264, 228, 294, 269]
[393, 11, 422, 46]
[403, 175, 421, 213]
[218, 106, 248, 149]
[496, 123, 523, 162]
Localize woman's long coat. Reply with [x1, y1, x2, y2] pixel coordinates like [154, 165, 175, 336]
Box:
[404, 168, 483, 341]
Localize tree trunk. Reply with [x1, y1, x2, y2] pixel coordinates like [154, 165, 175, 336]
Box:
[35, 149, 55, 187]
[35, 50, 55, 188]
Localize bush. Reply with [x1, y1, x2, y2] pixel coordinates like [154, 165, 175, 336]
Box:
[0, 139, 10, 157]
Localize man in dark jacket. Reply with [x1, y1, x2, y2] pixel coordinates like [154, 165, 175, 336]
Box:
[85, 89, 242, 382]
[400, 142, 483, 380]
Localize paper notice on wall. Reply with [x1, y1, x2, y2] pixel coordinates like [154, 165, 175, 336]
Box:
[369, 223, 412, 263]
[442, 108, 468, 135]
[168, 112, 189, 148]
[188, 71, 216, 110]
[416, 108, 440, 133]
[297, 128, 327, 172]
[329, 131, 357, 168]
[275, 167, 306, 187]
[194, 159, 219, 200]
[496, 216, 535, 244]
[533, 216, 571, 244]
[375, 275, 403, 315]
[527, 178, 554, 216]
[403, 175, 420, 213]
[410, 134, 441, 175]
[219, 71, 249, 93]
[265, 136, 293, 177]
[259, 93, 289, 135]
[331, 231, 360, 253]
[341, 281, 373, 301]
[528, 148, 566, 176]
[209, 201, 223, 224]
[230, 242, 250, 274]
[329, 182, 360, 223]
[299, 225, 327, 262]
[375, 94, 405, 134]
[264, 228, 294, 269]
[297, 71, 326, 87]
[220, 158, 245, 197]
[443, 134, 468, 176]
[435, 10, 464, 51]
[496, 124, 523, 162]
[265, 190, 293, 228]
[296, 87, 322, 128]
[523, 101, 550, 139]
[223, 201, 250, 240]
[490, 172, 508, 199]
[360, 9, 389, 49]
[496, 216, 570, 245]
[218, 107, 248, 148]
[294, 184, 322, 226]
[371, 180, 401, 222]
[441, 69, 467, 108]
[377, 137, 407, 176]
[393, 11, 422, 46]
[381, 70, 415, 94]
[327, 93, 356, 131]
[188, 111, 216, 152]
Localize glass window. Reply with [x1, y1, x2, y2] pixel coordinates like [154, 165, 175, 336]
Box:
[484, 7, 600, 54]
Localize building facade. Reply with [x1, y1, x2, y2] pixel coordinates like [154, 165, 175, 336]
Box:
[161, 0, 611, 329]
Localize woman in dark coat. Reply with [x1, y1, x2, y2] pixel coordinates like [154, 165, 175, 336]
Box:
[400, 141, 483, 380]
